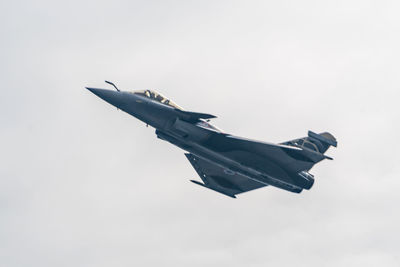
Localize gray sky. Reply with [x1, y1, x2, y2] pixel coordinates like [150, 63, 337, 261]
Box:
[1, 0, 399, 266]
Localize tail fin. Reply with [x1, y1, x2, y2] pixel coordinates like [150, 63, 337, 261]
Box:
[282, 131, 337, 154]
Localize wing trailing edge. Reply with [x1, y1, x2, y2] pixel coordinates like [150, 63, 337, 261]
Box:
[190, 180, 236, 198]
[185, 153, 266, 198]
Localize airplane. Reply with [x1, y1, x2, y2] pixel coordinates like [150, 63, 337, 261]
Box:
[86, 81, 337, 198]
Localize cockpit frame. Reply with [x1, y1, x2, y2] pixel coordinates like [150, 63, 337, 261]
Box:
[133, 90, 183, 110]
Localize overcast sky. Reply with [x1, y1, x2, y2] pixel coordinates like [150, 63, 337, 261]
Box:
[1, 0, 399, 266]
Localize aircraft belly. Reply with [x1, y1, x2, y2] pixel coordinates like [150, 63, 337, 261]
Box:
[218, 150, 293, 182]
[184, 141, 302, 191]
[157, 129, 304, 192]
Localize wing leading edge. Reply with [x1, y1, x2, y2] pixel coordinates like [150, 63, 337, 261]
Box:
[185, 153, 266, 198]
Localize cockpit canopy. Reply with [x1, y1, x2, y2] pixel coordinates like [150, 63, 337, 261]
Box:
[133, 90, 183, 110]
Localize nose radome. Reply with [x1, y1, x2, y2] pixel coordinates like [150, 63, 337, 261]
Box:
[86, 87, 125, 108]
[86, 87, 114, 98]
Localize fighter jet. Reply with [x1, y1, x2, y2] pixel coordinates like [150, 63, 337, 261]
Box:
[86, 81, 337, 198]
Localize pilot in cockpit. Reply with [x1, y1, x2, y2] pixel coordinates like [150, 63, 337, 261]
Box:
[132, 89, 183, 110]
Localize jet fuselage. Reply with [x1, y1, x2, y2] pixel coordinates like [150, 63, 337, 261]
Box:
[87, 88, 311, 193]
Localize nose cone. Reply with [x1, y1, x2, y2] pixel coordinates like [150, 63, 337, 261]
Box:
[86, 87, 126, 108]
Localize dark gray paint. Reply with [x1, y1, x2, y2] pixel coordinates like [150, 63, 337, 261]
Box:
[87, 86, 337, 198]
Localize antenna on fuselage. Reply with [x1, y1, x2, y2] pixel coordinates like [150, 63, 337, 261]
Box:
[105, 80, 120, 92]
